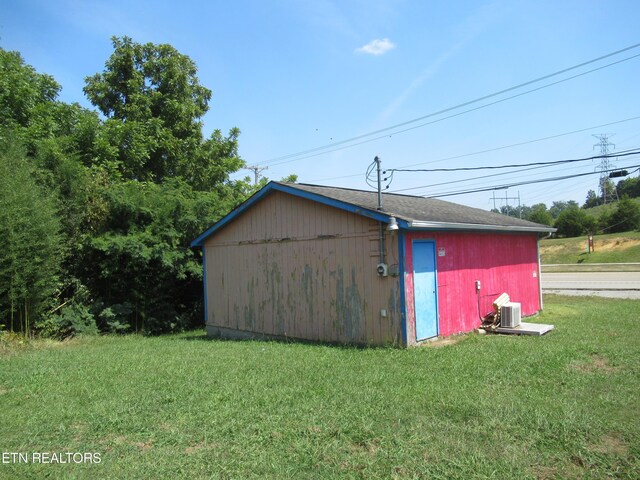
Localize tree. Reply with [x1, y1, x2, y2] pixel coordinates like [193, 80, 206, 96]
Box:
[554, 206, 595, 237]
[281, 174, 298, 183]
[77, 178, 245, 333]
[549, 200, 579, 219]
[79, 37, 251, 333]
[0, 40, 254, 335]
[527, 203, 553, 226]
[605, 197, 640, 233]
[617, 177, 640, 199]
[599, 177, 617, 203]
[84, 36, 242, 186]
[0, 49, 59, 132]
[583, 189, 601, 209]
[0, 136, 63, 335]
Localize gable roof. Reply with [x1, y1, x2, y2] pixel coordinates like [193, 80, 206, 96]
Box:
[191, 181, 555, 247]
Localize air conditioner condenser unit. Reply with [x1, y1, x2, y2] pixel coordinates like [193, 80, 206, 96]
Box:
[500, 302, 521, 328]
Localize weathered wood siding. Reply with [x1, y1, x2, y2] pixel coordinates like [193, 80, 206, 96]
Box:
[404, 231, 541, 344]
[203, 191, 402, 345]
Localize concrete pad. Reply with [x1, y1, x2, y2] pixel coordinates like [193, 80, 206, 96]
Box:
[495, 322, 555, 336]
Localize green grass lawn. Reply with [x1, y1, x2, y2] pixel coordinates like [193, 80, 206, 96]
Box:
[540, 231, 640, 267]
[1, 296, 639, 479]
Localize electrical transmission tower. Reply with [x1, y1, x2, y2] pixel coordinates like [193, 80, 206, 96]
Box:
[592, 134, 618, 204]
[490, 190, 522, 218]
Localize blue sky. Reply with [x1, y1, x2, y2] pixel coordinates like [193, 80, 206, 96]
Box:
[2, 0, 639, 210]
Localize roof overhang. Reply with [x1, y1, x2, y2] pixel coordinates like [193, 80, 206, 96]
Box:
[407, 220, 556, 234]
[191, 181, 556, 247]
[191, 181, 393, 247]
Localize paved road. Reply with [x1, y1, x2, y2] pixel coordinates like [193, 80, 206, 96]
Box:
[542, 272, 640, 299]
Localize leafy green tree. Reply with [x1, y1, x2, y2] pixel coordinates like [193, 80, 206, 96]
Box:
[491, 202, 552, 225]
[77, 179, 244, 333]
[1, 40, 254, 335]
[617, 177, 640, 199]
[84, 36, 242, 186]
[0, 47, 106, 165]
[1, 47, 112, 327]
[549, 200, 580, 219]
[605, 197, 640, 233]
[281, 174, 298, 183]
[527, 203, 553, 226]
[0, 136, 63, 335]
[79, 37, 252, 333]
[599, 177, 616, 203]
[0, 49, 59, 132]
[554, 206, 595, 237]
[583, 189, 601, 209]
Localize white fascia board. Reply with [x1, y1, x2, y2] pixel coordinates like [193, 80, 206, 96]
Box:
[408, 220, 557, 234]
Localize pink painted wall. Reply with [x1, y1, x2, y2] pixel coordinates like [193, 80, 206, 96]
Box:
[403, 231, 541, 343]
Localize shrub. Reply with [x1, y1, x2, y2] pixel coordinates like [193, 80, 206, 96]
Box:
[37, 303, 97, 339]
[96, 303, 132, 333]
[606, 197, 640, 233]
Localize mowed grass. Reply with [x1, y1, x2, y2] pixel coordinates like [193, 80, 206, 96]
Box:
[1, 296, 639, 479]
[540, 231, 640, 266]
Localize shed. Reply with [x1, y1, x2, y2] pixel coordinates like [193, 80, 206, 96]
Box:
[191, 181, 555, 346]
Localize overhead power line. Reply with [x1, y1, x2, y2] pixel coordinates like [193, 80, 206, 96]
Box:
[308, 116, 640, 183]
[394, 162, 602, 194]
[389, 149, 640, 195]
[256, 42, 640, 167]
[386, 148, 640, 174]
[262, 53, 640, 168]
[425, 164, 640, 199]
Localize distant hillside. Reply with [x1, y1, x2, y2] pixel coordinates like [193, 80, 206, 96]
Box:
[583, 197, 640, 218]
[540, 231, 640, 264]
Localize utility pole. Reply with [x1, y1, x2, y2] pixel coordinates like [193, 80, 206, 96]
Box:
[593, 134, 618, 204]
[372, 156, 386, 267]
[375, 155, 382, 210]
[244, 165, 268, 185]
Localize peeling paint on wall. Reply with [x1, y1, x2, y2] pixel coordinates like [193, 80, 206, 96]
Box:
[334, 267, 365, 342]
[203, 191, 403, 346]
[244, 277, 256, 330]
[302, 264, 315, 330]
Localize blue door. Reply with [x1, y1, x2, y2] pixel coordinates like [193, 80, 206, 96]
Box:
[413, 241, 438, 340]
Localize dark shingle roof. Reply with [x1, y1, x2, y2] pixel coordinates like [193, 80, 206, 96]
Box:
[279, 182, 555, 232]
[192, 181, 555, 246]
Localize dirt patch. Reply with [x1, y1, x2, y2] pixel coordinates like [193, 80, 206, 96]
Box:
[131, 441, 153, 451]
[102, 435, 154, 451]
[0, 387, 8, 396]
[571, 354, 619, 374]
[532, 461, 585, 480]
[588, 433, 628, 456]
[595, 237, 640, 252]
[418, 335, 465, 348]
[540, 243, 570, 254]
[185, 442, 206, 455]
[532, 465, 558, 480]
[350, 438, 381, 455]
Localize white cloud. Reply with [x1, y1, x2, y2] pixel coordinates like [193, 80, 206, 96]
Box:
[355, 38, 395, 56]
